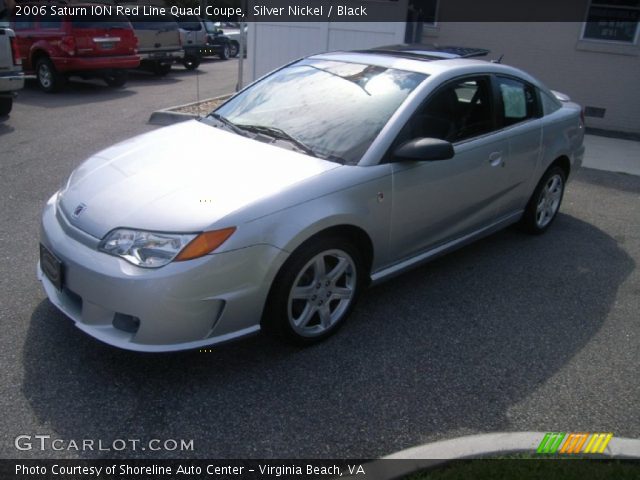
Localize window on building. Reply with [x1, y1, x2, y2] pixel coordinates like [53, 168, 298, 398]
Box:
[582, 0, 640, 43]
[405, 0, 438, 43]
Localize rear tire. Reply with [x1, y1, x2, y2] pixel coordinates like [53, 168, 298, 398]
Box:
[519, 165, 567, 234]
[36, 57, 65, 92]
[0, 96, 12, 117]
[153, 62, 172, 76]
[263, 236, 364, 345]
[104, 70, 128, 88]
[182, 55, 201, 70]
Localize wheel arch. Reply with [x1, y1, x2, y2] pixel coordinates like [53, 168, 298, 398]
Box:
[550, 155, 571, 180]
[259, 223, 374, 332]
[30, 48, 50, 71]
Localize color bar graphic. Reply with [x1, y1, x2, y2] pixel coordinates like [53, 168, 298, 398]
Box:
[537, 432, 613, 454]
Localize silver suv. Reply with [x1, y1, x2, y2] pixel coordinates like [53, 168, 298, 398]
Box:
[0, 2, 24, 117]
[125, 9, 182, 76]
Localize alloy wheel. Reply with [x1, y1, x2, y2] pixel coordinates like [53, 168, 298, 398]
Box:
[536, 173, 564, 228]
[287, 249, 357, 337]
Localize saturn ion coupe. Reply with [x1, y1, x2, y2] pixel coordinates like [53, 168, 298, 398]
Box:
[38, 45, 585, 351]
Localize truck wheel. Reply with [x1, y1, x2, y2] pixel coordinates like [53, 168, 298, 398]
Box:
[182, 55, 201, 70]
[154, 63, 172, 76]
[0, 97, 12, 117]
[36, 57, 65, 92]
[104, 70, 128, 88]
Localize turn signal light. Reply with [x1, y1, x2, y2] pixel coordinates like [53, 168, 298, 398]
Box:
[174, 227, 236, 262]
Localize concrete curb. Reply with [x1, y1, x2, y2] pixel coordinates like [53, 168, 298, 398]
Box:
[351, 432, 640, 479]
[148, 94, 232, 126]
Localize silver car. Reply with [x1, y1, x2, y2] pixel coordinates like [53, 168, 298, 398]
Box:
[38, 45, 585, 351]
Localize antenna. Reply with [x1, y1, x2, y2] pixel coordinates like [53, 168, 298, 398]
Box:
[492, 54, 504, 64]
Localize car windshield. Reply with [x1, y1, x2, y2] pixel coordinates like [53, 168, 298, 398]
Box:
[175, 15, 201, 31]
[129, 15, 177, 30]
[211, 59, 427, 164]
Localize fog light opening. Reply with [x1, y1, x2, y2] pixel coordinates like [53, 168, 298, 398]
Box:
[112, 313, 141, 334]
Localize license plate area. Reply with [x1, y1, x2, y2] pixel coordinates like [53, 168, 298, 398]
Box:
[99, 42, 115, 50]
[40, 243, 64, 291]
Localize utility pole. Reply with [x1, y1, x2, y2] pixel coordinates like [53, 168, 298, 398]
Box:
[236, 0, 247, 91]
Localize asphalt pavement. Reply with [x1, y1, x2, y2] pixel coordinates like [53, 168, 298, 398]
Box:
[0, 61, 638, 459]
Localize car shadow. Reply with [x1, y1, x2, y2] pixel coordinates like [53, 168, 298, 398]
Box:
[21, 214, 633, 459]
[0, 121, 15, 135]
[17, 79, 137, 108]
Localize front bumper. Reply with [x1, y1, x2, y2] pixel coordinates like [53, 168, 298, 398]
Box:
[38, 194, 288, 352]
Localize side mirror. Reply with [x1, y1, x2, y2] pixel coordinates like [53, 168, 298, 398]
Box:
[392, 138, 454, 162]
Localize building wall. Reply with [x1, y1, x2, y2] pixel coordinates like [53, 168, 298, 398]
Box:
[246, 20, 407, 83]
[425, 22, 640, 134]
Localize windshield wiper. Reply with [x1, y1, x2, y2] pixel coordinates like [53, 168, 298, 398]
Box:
[235, 124, 321, 157]
[205, 113, 249, 136]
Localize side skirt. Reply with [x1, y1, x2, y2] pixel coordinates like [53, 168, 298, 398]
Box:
[370, 210, 524, 286]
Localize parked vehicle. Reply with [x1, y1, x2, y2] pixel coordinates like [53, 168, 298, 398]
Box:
[38, 45, 585, 352]
[11, 9, 138, 91]
[207, 20, 240, 58]
[125, 9, 181, 76]
[175, 15, 231, 69]
[0, 19, 24, 116]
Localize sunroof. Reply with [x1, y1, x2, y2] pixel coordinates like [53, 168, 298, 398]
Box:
[355, 44, 491, 61]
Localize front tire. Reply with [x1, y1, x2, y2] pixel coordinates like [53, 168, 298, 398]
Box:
[36, 57, 65, 92]
[520, 165, 567, 234]
[263, 237, 364, 345]
[229, 41, 239, 58]
[104, 70, 128, 88]
[0, 96, 12, 117]
[218, 44, 230, 60]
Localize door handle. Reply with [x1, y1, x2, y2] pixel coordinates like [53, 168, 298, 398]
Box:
[489, 152, 504, 167]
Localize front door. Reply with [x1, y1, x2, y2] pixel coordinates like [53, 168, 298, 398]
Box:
[389, 75, 510, 260]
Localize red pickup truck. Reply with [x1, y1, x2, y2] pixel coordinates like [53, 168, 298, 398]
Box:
[11, 6, 139, 91]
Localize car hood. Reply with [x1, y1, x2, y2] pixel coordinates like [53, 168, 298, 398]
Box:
[59, 120, 340, 239]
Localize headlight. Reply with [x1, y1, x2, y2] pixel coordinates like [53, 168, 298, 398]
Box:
[99, 227, 236, 268]
[99, 229, 196, 268]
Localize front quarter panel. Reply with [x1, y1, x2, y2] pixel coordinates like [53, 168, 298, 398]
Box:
[218, 164, 395, 275]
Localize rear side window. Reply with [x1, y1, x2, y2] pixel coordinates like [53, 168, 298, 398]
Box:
[72, 14, 131, 29]
[13, 14, 35, 30]
[40, 11, 62, 30]
[129, 15, 177, 30]
[496, 76, 538, 127]
[174, 15, 202, 31]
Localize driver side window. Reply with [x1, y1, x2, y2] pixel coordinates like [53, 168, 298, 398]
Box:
[406, 76, 495, 144]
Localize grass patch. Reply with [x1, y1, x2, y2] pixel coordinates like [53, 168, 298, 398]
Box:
[404, 458, 640, 480]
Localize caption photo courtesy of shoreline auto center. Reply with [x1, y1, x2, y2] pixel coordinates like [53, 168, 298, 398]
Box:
[1, 0, 639, 478]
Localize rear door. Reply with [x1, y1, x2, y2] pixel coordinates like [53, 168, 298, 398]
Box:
[11, 12, 36, 69]
[70, 13, 136, 57]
